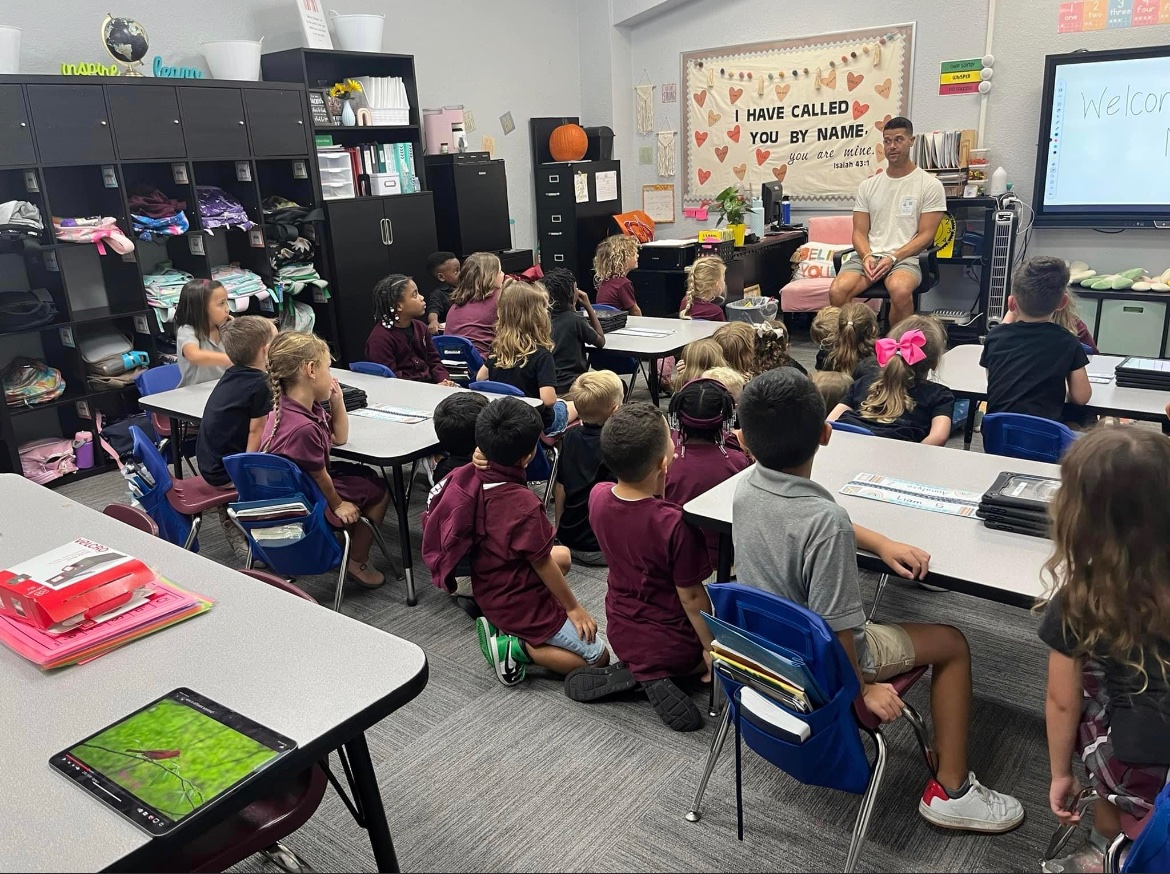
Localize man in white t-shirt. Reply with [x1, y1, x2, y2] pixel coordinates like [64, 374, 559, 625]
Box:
[830, 117, 947, 326]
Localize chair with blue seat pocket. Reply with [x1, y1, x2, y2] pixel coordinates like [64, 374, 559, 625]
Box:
[129, 426, 237, 552]
[135, 363, 197, 475]
[831, 420, 876, 436]
[349, 361, 395, 378]
[433, 334, 484, 386]
[469, 381, 561, 508]
[222, 452, 406, 610]
[686, 583, 935, 873]
[981, 412, 1078, 463]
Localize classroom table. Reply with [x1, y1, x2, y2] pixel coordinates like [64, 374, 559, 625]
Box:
[590, 315, 722, 404]
[138, 370, 538, 607]
[941, 344, 1170, 448]
[682, 431, 1060, 609]
[0, 473, 428, 873]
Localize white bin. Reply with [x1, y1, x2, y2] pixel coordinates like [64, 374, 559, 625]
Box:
[330, 12, 384, 53]
[201, 39, 263, 81]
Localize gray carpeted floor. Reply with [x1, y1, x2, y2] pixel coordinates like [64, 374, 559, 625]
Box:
[55, 335, 1070, 874]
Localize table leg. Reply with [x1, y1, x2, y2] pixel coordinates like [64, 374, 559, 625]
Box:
[390, 464, 417, 606]
[648, 356, 660, 406]
[170, 417, 184, 479]
[962, 400, 976, 450]
[717, 532, 732, 582]
[344, 732, 400, 873]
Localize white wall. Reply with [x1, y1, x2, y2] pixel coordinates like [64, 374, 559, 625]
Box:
[8, 0, 582, 253]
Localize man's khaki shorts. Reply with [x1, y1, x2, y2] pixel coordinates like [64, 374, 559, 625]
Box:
[838, 255, 923, 286]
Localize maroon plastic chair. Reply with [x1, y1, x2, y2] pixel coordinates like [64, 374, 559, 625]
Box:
[102, 503, 159, 537]
[167, 476, 239, 551]
[239, 569, 316, 603]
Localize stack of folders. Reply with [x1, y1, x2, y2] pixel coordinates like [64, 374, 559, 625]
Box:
[703, 613, 828, 744]
[228, 497, 312, 548]
[977, 472, 1058, 538]
[355, 142, 419, 196]
[340, 383, 368, 411]
[912, 129, 977, 170]
[1114, 357, 1170, 390]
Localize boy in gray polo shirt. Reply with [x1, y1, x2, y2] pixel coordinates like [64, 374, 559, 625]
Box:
[733, 369, 1023, 834]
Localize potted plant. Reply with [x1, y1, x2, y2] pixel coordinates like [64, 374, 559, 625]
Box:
[330, 79, 364, 127]
[712, 186, 754, 247]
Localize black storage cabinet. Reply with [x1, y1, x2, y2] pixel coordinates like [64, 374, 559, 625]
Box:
[425, 152, 511, 257]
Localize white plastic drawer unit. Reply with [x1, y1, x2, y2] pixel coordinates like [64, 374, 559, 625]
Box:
[317, 151, 356, 201]
[1097, 299, 1166, 357]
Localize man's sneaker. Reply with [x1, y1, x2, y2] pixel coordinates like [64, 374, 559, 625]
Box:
[918, 772, 1024, 833]
[643, 677, 703, 731]
[475, 616, 527, 686]
[564, 663, 638, 702]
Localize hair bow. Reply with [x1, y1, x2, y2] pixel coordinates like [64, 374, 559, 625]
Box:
[875, 329, 927, 367]
[506, 264, 544, 284]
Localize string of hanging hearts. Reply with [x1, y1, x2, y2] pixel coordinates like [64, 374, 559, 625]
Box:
[688, 31, 902, 93]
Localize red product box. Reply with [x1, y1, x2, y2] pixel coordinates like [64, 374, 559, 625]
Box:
[0, 539, 155, 632]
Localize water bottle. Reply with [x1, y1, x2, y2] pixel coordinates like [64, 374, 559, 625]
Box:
[781, 196, 791, 226]
[748, 196, 766, 238]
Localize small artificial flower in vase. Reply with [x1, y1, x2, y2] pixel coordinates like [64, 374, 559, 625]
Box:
[330, 79, 363, 127]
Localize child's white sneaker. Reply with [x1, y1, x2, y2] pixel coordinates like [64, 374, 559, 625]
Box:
[918, 772, 1024, 833]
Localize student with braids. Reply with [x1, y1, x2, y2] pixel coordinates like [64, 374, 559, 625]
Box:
[819, 301, 879, 379]
[261, 331, 390, 588]
[680, 256, 727, 321]
[663, 377, 750, 570]
[364, 273, 456, 385]
[828, 315, 954, 445]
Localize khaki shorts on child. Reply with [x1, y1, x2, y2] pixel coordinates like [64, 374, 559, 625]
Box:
[862, 622, 917, 682]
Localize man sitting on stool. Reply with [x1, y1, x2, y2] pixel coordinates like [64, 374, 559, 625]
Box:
[830, 117, 946, 326]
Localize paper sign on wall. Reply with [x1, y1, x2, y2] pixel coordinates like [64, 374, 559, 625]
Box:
[661, 83, 678, 103]
[500, 111, 516, 135]
[574, 173, 590, 203]
[939, 59, 981, 96]
[481, 135, 496, 158]
[596, 170, 618, 202]
[295, 0, 333, 49]
[1058, 0, 1170, 30]
[642, 184, 675, 223]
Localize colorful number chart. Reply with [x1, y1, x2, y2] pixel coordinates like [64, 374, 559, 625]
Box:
[1059, 0, 1170, 32]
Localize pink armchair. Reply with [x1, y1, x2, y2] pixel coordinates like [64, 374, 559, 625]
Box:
[780, 214, 854, 313]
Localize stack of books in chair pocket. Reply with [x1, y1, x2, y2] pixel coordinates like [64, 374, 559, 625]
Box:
[1114, 357, 1170, 390]
[977, 471, 1058, 539]
[228, 497, 312, 549]
[703, 612, 829, 744]
[0, 539, 213, 669]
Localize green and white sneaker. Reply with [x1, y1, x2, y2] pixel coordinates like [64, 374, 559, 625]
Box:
[475, 617, 528, 685]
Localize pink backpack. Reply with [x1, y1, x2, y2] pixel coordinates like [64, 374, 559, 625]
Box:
[19, 437, 77, 485]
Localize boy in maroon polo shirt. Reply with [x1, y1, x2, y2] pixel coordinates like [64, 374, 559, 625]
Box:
[421, 397, 615, 690]
[569, 402, 714, 732]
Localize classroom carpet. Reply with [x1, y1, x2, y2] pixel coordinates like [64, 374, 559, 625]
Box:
[57, 335, 1072, 874]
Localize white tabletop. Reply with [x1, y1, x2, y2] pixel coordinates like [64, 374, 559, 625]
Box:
[592, 316, 722, 357]
[942, 344, 1170, 421]
[682, 431, 1060, 607]
[138, 369, 539, 467]
[0, 474, 427, 873]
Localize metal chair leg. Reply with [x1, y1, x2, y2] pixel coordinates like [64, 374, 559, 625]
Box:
[1041, 789, 1099, 866]
[359, 517, 406, 583]
[868, 573, 890, 621]
[333, 529, 352, 612]
[542, 446, 560, 509]
[1103, 831, 1131, 874]
[686, 703, 732, 823]
[900, 702, 937, 780]
[708, 671, 721, 717]
[844, 729, 888, 874]
[182, 514, 202, 551]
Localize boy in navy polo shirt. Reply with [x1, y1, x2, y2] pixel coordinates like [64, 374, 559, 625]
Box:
[421, 397, 613, 690]
[196, 316, 276, 558]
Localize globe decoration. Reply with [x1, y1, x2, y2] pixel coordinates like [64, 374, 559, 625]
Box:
[101, 15, 149, 77]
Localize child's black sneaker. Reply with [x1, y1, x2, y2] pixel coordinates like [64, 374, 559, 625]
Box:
[644, 677, 703, 731]
[564, 662, 637, 702]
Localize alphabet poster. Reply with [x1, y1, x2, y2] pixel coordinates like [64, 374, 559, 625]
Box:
[682, 23, 914, 202]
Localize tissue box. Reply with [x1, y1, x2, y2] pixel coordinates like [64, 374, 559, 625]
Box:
[0, 539, 155, 632]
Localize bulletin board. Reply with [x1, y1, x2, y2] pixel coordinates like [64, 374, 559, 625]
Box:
[681, 23, 915, 203]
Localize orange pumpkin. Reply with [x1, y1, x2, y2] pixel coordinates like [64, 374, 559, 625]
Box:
[549, 123, 589, 162]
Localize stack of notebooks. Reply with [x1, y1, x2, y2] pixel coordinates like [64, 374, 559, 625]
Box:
[0, 541, 213, 670]
[703, 612, 828, 744]
[1114, 357, 1170, 390]
[977, 472, 1058, 538]
[339, 383, 368, 412]
[229, 497, 312, 548]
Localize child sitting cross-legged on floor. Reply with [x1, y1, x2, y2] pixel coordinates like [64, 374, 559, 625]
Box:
[421, 396, 610, 690]
[568, 402, 715, 731]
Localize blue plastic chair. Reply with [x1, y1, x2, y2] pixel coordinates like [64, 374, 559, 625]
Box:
[129, 426, 237, 551]
[686, 583, 933, 873]
[468, 381, 560, 506]
[222, 452, 404, 610]
[1080, 342, 1094, 357]
[349, 361, 395, 378]
[831, 420, 876, 436]
[981, 412, 1078, 463]
[135, 363, 195, 471]
[433, 334, 484, 386]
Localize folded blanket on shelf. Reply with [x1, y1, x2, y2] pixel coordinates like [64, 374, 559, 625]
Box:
[127, 186, 187, 219]
[195, 186, 255, 231]
[133, 211, 190, 242]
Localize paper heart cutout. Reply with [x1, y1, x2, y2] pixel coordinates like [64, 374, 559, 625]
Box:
[875, 142, 885, 160]
[847, 72, 864, 91]
[755, 147, 771, 166]
[824, 69, 837, 89]
[695, 131, 708, 147]
[698, 168, 712, 185]
[729, 86, 744, 104]
[775, 83, 791, 101]
[715, 145, 729, 162]
[693, 90, 707, 107]
[874, 113, 892, 132]
[852, 100, 870, 120]
[727, 124, 741, 143]
[773, 164, 788, 182]
[732, 163, 747, 181]
[875, 78, 892, 99]
[707, 109, 721, 126]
